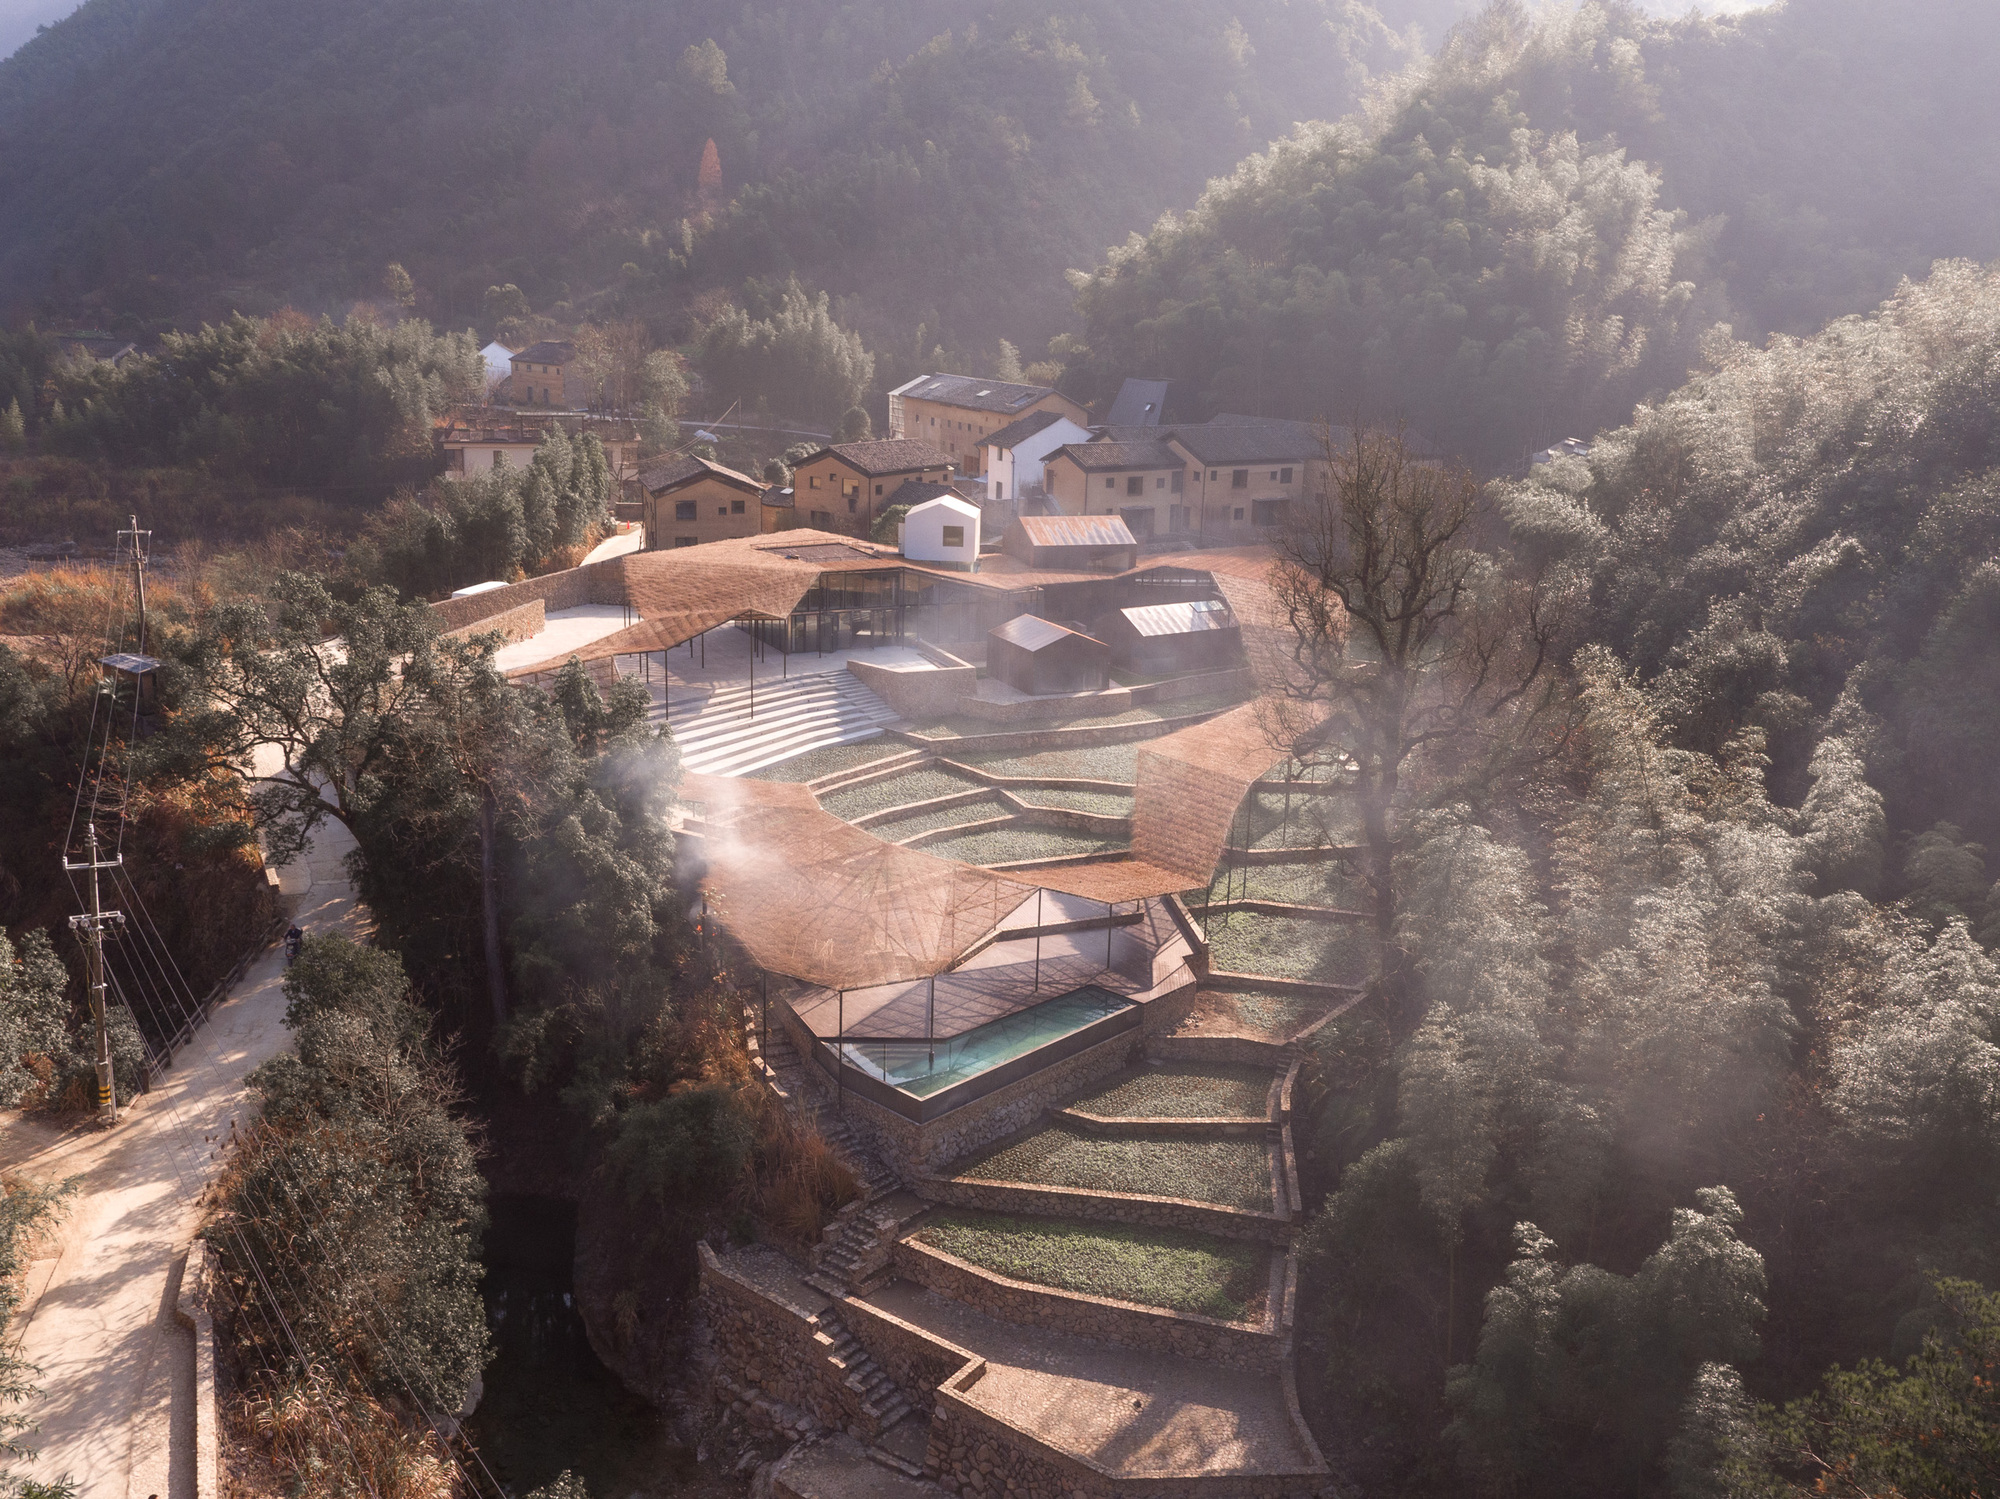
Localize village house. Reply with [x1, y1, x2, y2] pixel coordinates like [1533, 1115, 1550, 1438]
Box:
[1040, 438, 1187, 538]
[977, 408, 1092, 507]
[788, 438, 954, 537]
[1166, 416, 1322, 540]
[508, 341, 576, 406]
[639, 454, 768, 550]
[886, 373, 1088, 475]
[437, 414, 642, 485]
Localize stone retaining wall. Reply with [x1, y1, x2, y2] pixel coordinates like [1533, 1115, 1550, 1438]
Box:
[1129, 666, 1257, 706]
[897, 706, 1228, 758]
[835, 1294, 978, 1418]
[918, 1172, 1291, 1244]
[697, 1245, 861, 1436]
[426, 556, 622, 631]
[848, 656, 976, 720]
[442, 596, 545, 646]
[780, 1001, 1147, 1180]
[1059, 1108, 1267, 1138]
[892, 1238, 1280, 1371]
[952, 685, 1136, 724]
[929, 1374, 1325, 1499]
[1147, 1034, 1296, 1068]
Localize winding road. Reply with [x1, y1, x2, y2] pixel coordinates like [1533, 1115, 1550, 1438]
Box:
[2, 815, 365, 1498]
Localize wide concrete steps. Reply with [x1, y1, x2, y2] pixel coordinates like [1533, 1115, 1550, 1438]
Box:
[660, 670, 902, 777]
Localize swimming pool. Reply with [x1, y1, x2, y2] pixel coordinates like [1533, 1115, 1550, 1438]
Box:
[838, 986, 1134, 1100]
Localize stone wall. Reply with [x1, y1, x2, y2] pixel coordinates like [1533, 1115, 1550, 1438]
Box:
[917, 1172, 1291, 1244]
[795, 1006, 1148, 1180]
[1128, 666, 1257, 706]
[442, 596, 545, 646]
[426, 556, 623, 632]
[697, 1245, 855, 1435]
[892, 1238, 1281, 1371]
[1148, 1034, 1295, 1068]
[897, 705, 1228, 758]
[929, 1374, 1325, 1499]
[951, 685, 1135, 725]
[835, 1295, 978, 1418]
[847, 657, 976, 720]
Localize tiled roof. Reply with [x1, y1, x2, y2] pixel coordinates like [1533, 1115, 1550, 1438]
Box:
[1166, 420, 1321, 464]
[890, 372, 1061, 415]
[886, 479, 959, 509]
[981, 409, 1066, 451]
[513, 341, 575, 364]
[1012, 514, 1136, 548]
[803, 438, 955, 476]
[1050, 440, 1181, 472]
[990, 615, 1105, 653]
[1106, 378, 1169, 427]
[638, 454, 765, 495]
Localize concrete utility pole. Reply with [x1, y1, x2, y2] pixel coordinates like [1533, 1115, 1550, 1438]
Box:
[117, 515, 150, 653]
[65, 825, 125, 1125]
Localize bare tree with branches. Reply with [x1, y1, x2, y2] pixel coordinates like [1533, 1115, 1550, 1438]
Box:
[1267, 425, 1576, 1020]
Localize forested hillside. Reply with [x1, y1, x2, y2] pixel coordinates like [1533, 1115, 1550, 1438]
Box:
[1282, 258, 2000, 1495]
[1065, 0, 2000, 465]
[0, 0, 1443, 361]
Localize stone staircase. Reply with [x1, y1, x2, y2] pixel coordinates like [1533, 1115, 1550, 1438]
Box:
[659, 670, 902, 777]
[814, 1305, 915, 1437]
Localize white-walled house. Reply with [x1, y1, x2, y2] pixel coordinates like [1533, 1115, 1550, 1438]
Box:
[900, 495, 982, 571]
[479, 341, 516, 395]
[980, 410, 1092, 505]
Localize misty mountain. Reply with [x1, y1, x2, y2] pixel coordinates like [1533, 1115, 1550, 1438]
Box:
[1062, 0, 2000, 465]
[0, 0, 1461, 358]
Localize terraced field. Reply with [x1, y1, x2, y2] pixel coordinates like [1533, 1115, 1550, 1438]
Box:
[1203, 862, 1372, 910]
[910, 690, 1248, 743]
[958, 1123, 1272, 1211]
[1205, 912, 1375, 985]
[1169, 989, 1343, 1043]
[921, 825, 1125, 866]
[1012, 788, 1135, 816]
[914, 1209, 1269, 1321]
[1069, 1064, 1272, 1120]
[752, 739, 909, 783]
[819, 765, 984, 820]
[955, 743, 1140, 783]
[869, 799, 1007, 841]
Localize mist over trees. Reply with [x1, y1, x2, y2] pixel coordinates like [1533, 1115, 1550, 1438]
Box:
[1064, 0, 2000, 465]
[0, 0, 1444, 359]
[1289, 256, 2000, 1496]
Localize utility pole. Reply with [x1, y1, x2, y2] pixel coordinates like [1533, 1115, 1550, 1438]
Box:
[65, 825, 124, 1126]
[117, 515, 151, 653]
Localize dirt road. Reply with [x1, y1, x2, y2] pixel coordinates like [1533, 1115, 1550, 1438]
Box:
[3, 816, 365, 1499]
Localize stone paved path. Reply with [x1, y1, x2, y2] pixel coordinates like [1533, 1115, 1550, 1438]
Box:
[865, 1281, 1316, 1479]
[2, 816, 365, 1499]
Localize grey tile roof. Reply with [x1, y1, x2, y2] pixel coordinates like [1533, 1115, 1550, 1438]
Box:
[891, 372, 1061, 415]
[638, 454, 764, 494]
[1051, 440, 1182, 472]
[1106, 378, 1169, 427]
[513, 340, 576, 365]
[800, 438, 955, 476]
[981, 409, 1067, 451]
[1166, 420, 1321, 464]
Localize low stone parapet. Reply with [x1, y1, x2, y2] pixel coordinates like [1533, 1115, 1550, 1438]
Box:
[891, 1237, 1281, 1372]
[917, 1171, 1291, 1244]
[835, 1294, 979, 1418]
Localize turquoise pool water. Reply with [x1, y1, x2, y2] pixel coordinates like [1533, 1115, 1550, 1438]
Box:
[840, 986, 1132, 1098]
